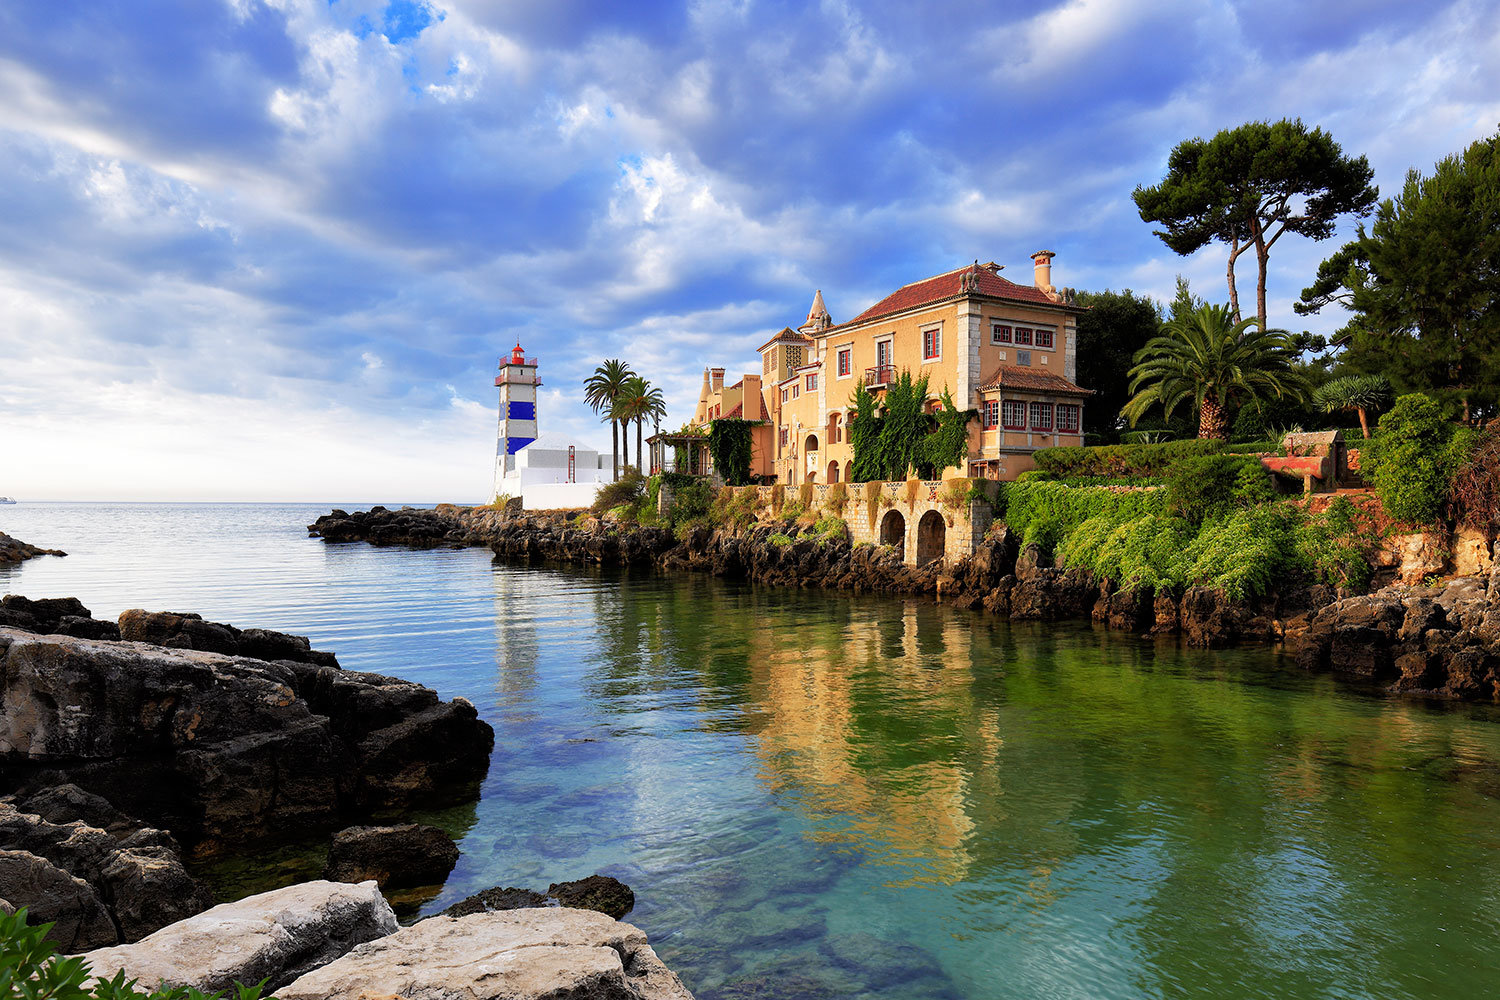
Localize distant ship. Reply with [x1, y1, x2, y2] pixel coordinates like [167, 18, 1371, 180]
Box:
[0, 497, 15, 504]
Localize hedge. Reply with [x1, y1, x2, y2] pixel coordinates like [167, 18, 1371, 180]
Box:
[1031, 439, 1227, 479]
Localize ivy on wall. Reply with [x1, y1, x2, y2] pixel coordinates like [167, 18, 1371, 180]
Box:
[922, 389, 977, 478]
[708, 418, 755, 485]
[847, 372, 974, 480]
[849, 383, 884, 483]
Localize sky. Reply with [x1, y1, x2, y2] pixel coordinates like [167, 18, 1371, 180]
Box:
[1, 0, 1497, 501]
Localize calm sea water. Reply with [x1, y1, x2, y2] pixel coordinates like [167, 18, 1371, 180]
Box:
[5, 503, 1500, 999]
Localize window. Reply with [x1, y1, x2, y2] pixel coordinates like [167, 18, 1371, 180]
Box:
[1057, 403, 1081, 432]
[923, 328, 940, 359]
[780, 428, 788, 447]
[992, 324, 1012, 344]
[1002, 400, 1026, 430]
[805, 373, 817, 391]
[786, 346, 802, 368]
[781, 388, 789, 403]
[1035, 327, 1054, 349]
[877, 339, 892, 367]
[1014, 327, 1033, 346]
[1017, 350, 1032, 367]
[837, 348, 851, 377]
[983, 400, 999, 428]
[792, 383, 800, 399]
[1030, 402, 1053, 431]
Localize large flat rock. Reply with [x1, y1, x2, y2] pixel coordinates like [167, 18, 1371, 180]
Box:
[279, 907, 694, 1000]
[78, 879, 397, 993]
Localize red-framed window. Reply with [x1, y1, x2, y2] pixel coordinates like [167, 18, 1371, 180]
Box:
[992, 324, 1012, 344]
[923, 328, 940, 359]
[792, 383, 800, 399]
[1035, 327, 1054, 349]
[779, 428, 788, 447]
[837, 348, 851, 376]
[1030, 401, 1053, 430]
[1057, 403, 1081, 432]
[1014, 327, 1033, 346]
[1002, 400, 1026, 429]
[781, 388, 789, 403]
[983, 400, 999, 428]
[805, 373, 817, 391]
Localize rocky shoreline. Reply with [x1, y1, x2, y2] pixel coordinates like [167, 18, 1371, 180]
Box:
[311, 504, 1500, 704]
[0, 530, 64, 566]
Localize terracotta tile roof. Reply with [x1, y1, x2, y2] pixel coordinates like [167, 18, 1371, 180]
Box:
[726, 403, 743, 418]
[838, 262, 1067, 329]
[978, 364, 1091, 396]
[756, 326, 814, 352]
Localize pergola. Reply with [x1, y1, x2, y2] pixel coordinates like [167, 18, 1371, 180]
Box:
[646, 433, 711, 477]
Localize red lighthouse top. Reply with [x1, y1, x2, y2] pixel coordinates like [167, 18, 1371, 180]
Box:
[509, 342, 527, 364]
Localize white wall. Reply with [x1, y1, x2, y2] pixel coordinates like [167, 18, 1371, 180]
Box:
[520, 481, 604, 510]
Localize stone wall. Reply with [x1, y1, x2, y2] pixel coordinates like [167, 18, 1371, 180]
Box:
[746, 478, 998, 566]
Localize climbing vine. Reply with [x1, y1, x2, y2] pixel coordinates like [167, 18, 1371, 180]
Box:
[921, 388, 977, 478]
[880, 371, 930, 480]
[849, 382, 883, 483]
[707, 418, 755, 486]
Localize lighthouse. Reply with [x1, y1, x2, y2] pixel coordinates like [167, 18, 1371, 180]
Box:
[492, 343, 540, 499]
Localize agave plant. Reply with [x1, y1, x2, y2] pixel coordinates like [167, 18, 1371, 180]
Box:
[1122, 303, 1309, 441]
[1313, 374, 1392, 438]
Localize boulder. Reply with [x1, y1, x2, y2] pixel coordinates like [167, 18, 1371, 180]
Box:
[547, 874, 636, 919]
[278, 908, 693, 1000]
[0, 794, 212, 943]
[441, 886, 548, 918]
[0, 849, 116, 950]
[0, 536, 66, 566]
[117, 610, 338, 667]
[322, 824, 458, 889]
[78, 879, 397, 993]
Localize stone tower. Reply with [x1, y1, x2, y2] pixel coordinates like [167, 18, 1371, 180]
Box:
[492, 343, 540, 500]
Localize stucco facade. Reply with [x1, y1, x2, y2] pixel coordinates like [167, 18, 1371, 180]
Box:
[691, 253, 1089, 483]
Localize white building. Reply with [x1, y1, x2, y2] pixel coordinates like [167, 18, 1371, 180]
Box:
[491, 346, 616, 509]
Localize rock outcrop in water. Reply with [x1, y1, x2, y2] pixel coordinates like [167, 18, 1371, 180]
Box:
[322, 824, 459, 890]
[311, 504, 1500, 705]
[0, 531, 64, 566]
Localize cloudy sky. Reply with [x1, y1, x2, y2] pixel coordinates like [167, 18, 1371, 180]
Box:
[2, 0, 1497, 501]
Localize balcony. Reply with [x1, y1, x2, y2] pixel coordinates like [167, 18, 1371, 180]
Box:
[864, 364, 896, 387]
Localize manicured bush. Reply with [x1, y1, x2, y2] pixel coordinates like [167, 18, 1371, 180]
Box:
[1031, 439, 1227, 479]
[1363, 394, 1457, 524]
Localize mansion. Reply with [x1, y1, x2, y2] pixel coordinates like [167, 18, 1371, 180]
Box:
[691, 252, 1090, 483]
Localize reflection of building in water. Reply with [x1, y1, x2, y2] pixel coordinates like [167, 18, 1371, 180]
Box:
[489, 566, 541, 706]
[737, 598, 1002, 884]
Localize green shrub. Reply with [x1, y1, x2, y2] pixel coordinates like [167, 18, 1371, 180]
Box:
[1004, 480, 1168, 552]
[0, 906, 274, 998]
[768, 533, 794, 547]
[1180, 505, 1302, 601]
[1364, 394, 1457, 524]
[1296, 496, 1375, 591]
[1055, 512, 1195, 593]
[1032, 439, 1226, 479]
[1164, 454, 1274, 523]
[1450, 423, 1500, 531]
[592, 469, 646, 514]
[812, 516, 848, 543]
[667, 479, 714, 528]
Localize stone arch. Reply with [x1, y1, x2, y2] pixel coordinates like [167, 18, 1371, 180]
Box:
[805, 433, 819, 453]
[828, 412, 843, 444]
[916, 509, 946, 567]
[827, 460, 840, 483]
[879, 509, 906, 550]
[844, 460, 854, 483]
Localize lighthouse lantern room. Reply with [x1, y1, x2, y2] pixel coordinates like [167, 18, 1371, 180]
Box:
[492, 343, 540, 498]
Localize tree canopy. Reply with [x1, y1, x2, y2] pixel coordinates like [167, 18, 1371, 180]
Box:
[1134, 118, 1377, 329]
[1073, 288, 1164, 441]
[1299, 129, 1500, 422]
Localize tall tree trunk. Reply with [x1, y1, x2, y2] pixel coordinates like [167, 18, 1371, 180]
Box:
[612, 420, 619, 481]
[636, 419, 643, 475]
[1227, 235, 1243, 323]
[1357, 406, 1370, 439]
[621, 420, 629, 471]
[1199, 393, 1226, 440]
[1251, 217, 1269, 330]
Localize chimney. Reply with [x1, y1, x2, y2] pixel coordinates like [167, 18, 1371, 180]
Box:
[1031, 251, 1056, 292]
[710, 368, 725, 393]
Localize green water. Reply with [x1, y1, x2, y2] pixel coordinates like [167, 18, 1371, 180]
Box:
[8, 504, 1499, 999]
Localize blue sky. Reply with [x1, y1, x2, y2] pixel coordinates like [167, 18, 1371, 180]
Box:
[2, 0, 1497, 500]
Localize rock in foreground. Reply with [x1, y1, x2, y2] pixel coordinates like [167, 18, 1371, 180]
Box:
[78, 879, 397, 993]
[279, 907, 693, 1000]
[0, 532, 64, 566]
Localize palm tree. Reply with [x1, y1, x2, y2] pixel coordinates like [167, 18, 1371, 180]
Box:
[1122, 303, 1308, 441]
[584, 359, 634, 480]
[612, 375, 668, 474]
[1314, 374, 1391, 438]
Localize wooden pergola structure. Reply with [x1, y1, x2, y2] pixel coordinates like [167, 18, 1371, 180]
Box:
[646, 432, 711, 477]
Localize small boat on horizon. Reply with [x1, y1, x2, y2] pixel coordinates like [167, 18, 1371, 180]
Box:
[0, 497, 15, 504]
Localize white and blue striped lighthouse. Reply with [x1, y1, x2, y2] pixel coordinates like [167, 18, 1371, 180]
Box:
[492, 342, 540, 500]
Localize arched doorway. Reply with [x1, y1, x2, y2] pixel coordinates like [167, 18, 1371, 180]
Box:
[916, 510, 946, 567]
[827, 460, 840, 483]
[844, 460, 854, 483]
[828, 412, 842, 444]
[804, 433, 819, 453]
[879, 509, 905, 551]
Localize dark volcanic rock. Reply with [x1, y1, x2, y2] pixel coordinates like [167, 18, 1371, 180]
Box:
[0, 628, 494, 852]
[440, 886, 549, 918]
[546, 874, 635, 919]
[323, 824, 459, 889]
[118, 609, 338, 667]
[0, 849, 116, 950]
